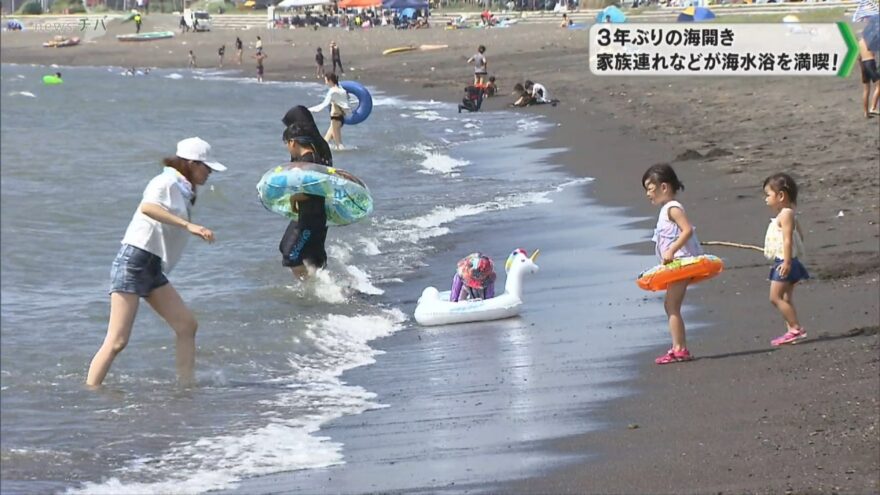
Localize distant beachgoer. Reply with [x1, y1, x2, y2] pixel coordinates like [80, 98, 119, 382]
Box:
[525, 80, 550, 103]
[235, 36, 243, 64]
[485, 76, 498, 97]
[278, 106, 334, 280]
[188, 50, 196, 68]
[255, 35, 263, 52]
[315, 47, 325, 79]
[134, 12, 142, 33]
[254, 50, 267, 83]
[467, 45, 488, 87]
[330, 41, 344, 74]
[458, 84, 484, 113]
[560, 13, 572, 27]
[642, 163, 703, 365]
[218, 45, 225, 68]
[308, 72, 349, 149]
[55, 71, 62, 79]
[86, 137, 226, 387]
[762, 173, 810, 347]
[450, 253, 496, 302]
[510, 83, 532, 107]
[856, 13, 880, 117]
[179, 15, 188, 33]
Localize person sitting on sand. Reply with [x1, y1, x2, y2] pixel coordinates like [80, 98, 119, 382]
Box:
[450, 253, 496, 302]
[484, 75, 498, 97]
[560, 13, 573, 27]
[459, 84, 484, 113]
[525, 80, 551, 104]
[510, 83, 533, 107]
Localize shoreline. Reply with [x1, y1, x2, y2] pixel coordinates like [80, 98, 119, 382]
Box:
[3, 20, 878, 494]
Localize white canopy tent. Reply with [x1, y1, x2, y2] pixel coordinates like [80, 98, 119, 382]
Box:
[276, 0, 330, 7]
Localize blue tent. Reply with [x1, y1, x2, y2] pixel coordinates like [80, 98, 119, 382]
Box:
[677, 6, 715, 22]
[401, 7, 416, 18]
[595, 6, 626, 23]
[382, 0, 428, 9]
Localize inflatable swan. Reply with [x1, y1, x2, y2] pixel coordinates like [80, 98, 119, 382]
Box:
[414, 249, 540, 326]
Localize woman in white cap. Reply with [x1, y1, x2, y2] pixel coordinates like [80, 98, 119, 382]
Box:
[86, 137, 226, 387]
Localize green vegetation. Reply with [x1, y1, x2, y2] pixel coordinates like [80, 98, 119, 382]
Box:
[50, 0, 87, 14]
[19, 1, 43, 14]
[710, 7, 847, 23]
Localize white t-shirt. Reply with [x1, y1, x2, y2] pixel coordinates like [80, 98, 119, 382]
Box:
[308, 86, 350, 117]
[120, 168, 192, 273]
[531, 83, 549, 102]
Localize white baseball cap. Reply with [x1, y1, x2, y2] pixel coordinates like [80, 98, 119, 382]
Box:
[175, 137, 227, 172]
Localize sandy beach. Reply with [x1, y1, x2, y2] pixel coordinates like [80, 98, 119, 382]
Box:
[2, 14, 878, 493]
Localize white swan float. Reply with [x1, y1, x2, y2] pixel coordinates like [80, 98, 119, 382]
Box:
[414, 249, 540, 327]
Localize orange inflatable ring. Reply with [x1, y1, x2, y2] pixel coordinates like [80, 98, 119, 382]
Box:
[637, 254, 724, 292]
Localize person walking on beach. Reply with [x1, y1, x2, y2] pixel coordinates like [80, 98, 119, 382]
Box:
[762, 173, 810, 346]
[315, 47, 325, 79]
[188, 50, 197, 69]
[308, 72, 349, 149]
[218, 44, 225, 68]
[134, 12, 142, 34]
[467, 45, 488, 87]
[278, 106, 334, 280]
[254, 49, 268, 83]
[235, 36, 243, 65]
[642, 163, 703, 365]
[86, 137, 226, 387]
[256, 35, 263, 52]
[330, 41, 344, 74]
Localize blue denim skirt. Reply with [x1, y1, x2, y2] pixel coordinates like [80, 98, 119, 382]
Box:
[769, 257, 810, 284]
[109, 244, 169, 297]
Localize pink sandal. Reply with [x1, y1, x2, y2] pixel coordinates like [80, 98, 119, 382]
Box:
[771, 327, 807, 346]
[655, 348, 693, 365]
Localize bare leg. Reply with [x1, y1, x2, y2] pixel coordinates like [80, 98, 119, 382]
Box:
[291, 265, 309, 280]
[87, 292, 140, 387]
[664, 280, 689, 351]
[871, 83, 880, 112]
[146, 283, 198, 386]
[330, 119, 343, 148]
[864, 82, 871, 118]
[769, 281, 801, 329]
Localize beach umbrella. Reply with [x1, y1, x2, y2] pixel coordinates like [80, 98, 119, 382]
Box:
[338, 0, 381, 8]
[382, 0, 428, 9]
[677, 6, 715, 22]
[595, 6, 626, 23]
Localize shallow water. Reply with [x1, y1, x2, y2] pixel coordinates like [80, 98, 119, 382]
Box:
[0, 64, 651, 494]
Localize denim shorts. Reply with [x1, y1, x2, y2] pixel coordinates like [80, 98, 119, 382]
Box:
[109, 244, 169, 297]
[769, 257, 810, 284]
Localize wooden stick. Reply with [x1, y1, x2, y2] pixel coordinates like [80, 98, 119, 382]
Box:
[701, 241, 763, 252]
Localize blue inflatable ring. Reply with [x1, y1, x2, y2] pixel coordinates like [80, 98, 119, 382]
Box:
[339, 80, 372, 126]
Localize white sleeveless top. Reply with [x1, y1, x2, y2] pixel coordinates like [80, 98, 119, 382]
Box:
[763, 210, 805, 260]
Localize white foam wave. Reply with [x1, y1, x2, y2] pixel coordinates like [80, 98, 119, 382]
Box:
[344, 265, 383, 295]
[164, 73, 183, 80]
[412, 110, 449, 122]
[67, 309, 406, 495]
[407, 144, 469, 175]
[358, 237, 381, 255]
[383, 178, 592, 244]
[8, 91, 36, 98]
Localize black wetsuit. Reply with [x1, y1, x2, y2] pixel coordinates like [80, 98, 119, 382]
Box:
[279, 152, 328, 269]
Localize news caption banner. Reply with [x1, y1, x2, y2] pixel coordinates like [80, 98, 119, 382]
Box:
[589, 23, 859, 77]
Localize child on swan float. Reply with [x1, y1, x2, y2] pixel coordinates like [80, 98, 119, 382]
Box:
[450, 253, 496, 301]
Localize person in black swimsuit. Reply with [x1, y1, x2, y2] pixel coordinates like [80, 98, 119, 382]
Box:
[278, 106, 334, 280]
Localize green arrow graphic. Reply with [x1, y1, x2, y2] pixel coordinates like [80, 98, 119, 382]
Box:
[837, 22, 858, 78]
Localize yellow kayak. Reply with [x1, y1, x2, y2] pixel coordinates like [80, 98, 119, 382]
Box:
[382, 46, 416, 56]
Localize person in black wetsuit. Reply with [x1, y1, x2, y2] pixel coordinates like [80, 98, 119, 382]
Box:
[278, 106, 334, 280]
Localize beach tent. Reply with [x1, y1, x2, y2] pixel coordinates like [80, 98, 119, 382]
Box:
[277, 0, 330, 7]
[382, 0, 428, 9]
[338, 0, 381, 8]
[595, 6, 626, 23]
[677, 6, 715, 22]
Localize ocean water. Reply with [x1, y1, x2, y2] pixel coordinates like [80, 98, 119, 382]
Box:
[0, 64, 669, 494]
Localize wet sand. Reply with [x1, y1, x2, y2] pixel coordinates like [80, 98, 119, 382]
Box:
[3, 15, 878, 493]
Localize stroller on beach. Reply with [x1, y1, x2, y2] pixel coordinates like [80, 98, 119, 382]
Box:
[458, 85, 484, 113]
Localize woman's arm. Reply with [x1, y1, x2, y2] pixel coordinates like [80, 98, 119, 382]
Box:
[140, 202, 214, 242]
[308, 90, 333, 113]
[663, 206, 694, 263]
